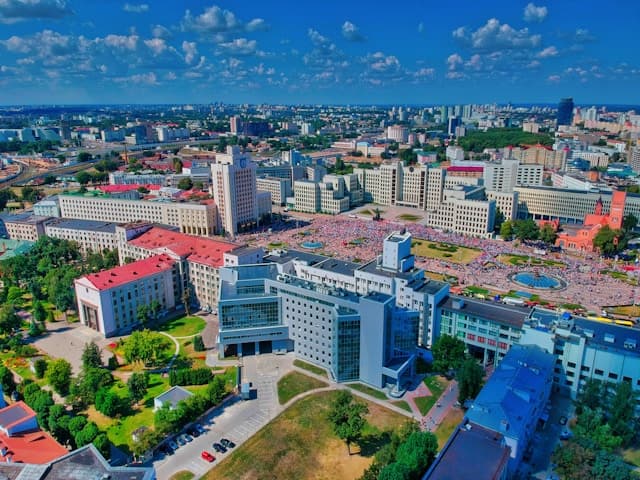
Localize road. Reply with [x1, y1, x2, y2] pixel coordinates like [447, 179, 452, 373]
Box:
[152, 353, 293, 480]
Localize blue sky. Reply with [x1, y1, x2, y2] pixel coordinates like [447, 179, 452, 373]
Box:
[0, 0, 638, 105]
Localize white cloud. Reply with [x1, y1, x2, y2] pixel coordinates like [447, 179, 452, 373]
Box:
[115, 72, 158, 85]
[454, 18, 541, 51]
[523, 3, 548, 23]
[164, 71, 177, 81]
[447, 53, 463, 70]
[308, 28, 330, 46]
[0, 0, 72, 23]
[144, 38, 166, 55]
[414, 67, 434, 78]
[152, 24, 172, 39]
[123, 3, 148, 14]
[537, 46, 558, 58]
[104, 34, 139, 51]
[369, 52, 400, 72]
[217, 38, 256, 56]
[182, 40, 197, 64]
[547, 74, 561, 82]
[341, 21, 365, 42]
[181, 5, 267, 35]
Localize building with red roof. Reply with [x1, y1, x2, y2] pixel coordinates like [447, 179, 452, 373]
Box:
[75, 254, 177, 337]
[0, 401, 68, 464]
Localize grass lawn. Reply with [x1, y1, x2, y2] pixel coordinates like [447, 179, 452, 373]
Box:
[498, 254, 565, 268]
[434, 408, 464, 450]
[205, 391, 411, 480]
[412, 239, 481, 264]
[159, 316, 206, 337]
[464, 286, 490, 295]
[622, 446, 640, 467]
[268, 241, 286, 248]
[277, 371, 328, 405]
[391, 400, 412, 413]
[414, 376, 448, 416]
[398, 213, 422, 222]
[358, 209, 372, 215]
[347, 383, 388, 401]
[294, 359, 328, 377]
[170, 472, 195, 480]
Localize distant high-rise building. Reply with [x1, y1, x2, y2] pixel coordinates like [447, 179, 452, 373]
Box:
[386, 125, 409, 143]
[557, 97, 574, 126]
[211, 146, 259, 235]
[230, 116, 241, 134]
[448, 117, 461, 136]
[462, 104, 472, 120]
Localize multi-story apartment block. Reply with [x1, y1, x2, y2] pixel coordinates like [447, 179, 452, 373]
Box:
[0, 213, 50, 241]
[386, 125, 409, 143]
[256, 176, 291, 205]
[486, 191, 518, 220]
[483, 160, 543, 193]
[75, 254, 178, 337]
[428, 196, 496, 238]
[44, 219, 118, 254]
[58, 192, 217, 236]
[33, 196, 60, 217]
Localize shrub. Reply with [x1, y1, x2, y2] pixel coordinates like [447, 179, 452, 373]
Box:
[169, 368, 213, 386]
[193, 335, 205, 352]
[34, 358, 48, 379]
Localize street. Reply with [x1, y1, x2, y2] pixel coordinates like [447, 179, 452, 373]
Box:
[152, 353, 293, 480]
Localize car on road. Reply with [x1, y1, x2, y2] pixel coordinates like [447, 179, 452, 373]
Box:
[212, 443, 227, 453]
[221, 438, 236, 449]
[559, 416, 567, 425]
[201, 451, 216, 463]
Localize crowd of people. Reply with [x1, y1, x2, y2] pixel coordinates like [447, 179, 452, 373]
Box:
[238, 213, 638, 313]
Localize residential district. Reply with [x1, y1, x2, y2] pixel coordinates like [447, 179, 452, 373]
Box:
[0, 100, 639, 480]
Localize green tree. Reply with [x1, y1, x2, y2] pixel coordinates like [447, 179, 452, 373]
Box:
[394, 431, 438, 478]
[74, 421, 99, 447]
[539, 224, 558, 245]
[122, 330, 168, 365]
[193, 335, 205, 352]
[431, 335, 466, 373]
[136, 304, 150, 325]
[32, 300, 47, 325]
[0, 304, 21, 335]
[93, 433, 111, 459]
[327, 390, 369, 454]
[46, 359, 72, 396]
[75, 171, 92, 185]
[177, 177, 193, 190]
[21, 186, 41, 203]
[70, 367, 113, 407]
[0, 366, 16, 394]
[131, 428, 160, 459]
[173, 158, 183, 173]
[457, 357, 484, 404]
[378, 462, 411, 480]
[578, 379, 604, 412]
[513, 219, 540, 241]
[622, 213, 638, 233]
[206, 376, 226, 405]
[81, 342, 103, 369]
[499, 220, 513, 239]
[553, 439, 596, 480]
[593, 225, 624, 255]
[149, 299, 162, 321]
[34, 358, 48, 379]
[127, 372, 149, 404]
[95, 388, 127, 417]
[77, 152, 92, 162]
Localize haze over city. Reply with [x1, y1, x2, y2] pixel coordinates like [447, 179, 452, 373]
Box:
[0, 0, 638, 104]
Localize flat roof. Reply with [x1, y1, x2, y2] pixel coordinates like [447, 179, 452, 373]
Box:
[45, 218, 117, 233]
[315, 258, 361, 276]
[357, 259, 418, 280]
[442, 296, 530, 329]
[129, 226, 236, 268]
[425, 423, 510, 480]
[411, 278, 449, 295]
[80, 254, 175, 291]
[264, 249, 327, 266]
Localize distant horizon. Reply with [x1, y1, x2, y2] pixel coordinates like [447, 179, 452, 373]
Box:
[0, 1, 637, 104]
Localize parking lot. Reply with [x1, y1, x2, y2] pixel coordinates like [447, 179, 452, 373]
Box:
[152, 353, 293, 480]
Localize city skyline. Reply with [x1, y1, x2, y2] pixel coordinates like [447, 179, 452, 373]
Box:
[0, 1, 638, 105]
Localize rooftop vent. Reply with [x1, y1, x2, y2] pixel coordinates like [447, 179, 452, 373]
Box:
[624, 338, 637, 349]
[583, 329, 594, 338]
[604, 333, 615, 344]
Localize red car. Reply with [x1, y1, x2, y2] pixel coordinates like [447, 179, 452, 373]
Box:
[201, 451, 216, 463]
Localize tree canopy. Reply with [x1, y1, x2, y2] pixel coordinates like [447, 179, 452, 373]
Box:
[327, 390, 369, 454]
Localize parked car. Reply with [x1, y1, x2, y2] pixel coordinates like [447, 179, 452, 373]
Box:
[221, 438, 236, 449]
[194, 423, 206, 435]
[188, 428, 200, 438]
[180, 433, 193, 443]
[201, 451, 216, 463]
[175, 436, 186, 447]
[212, 443, 227, 453]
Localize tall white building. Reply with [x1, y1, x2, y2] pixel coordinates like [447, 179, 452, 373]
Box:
[386, 125, 409, 143]
[211, 146, 265, 235]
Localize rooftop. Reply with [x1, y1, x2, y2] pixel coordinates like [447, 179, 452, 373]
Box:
[155, 386, 193, 408]
[442, 296, 531, 329]
[466, 345, 555, 441]
[80, 254, 175, 291]
[424, 423, 510, 480]
[263, 249, 327, 266]
[357, 259, 418, 280]
[129, 227, 236, 268]
[0, 239, 35, 260]
[0, 402, 36, 433]
[97, 184, 161, 194]
[0, 213, 50, 225]
[45, 219, 117, 234]
[314, 257, 361, 276]
[0, 429, 68, 465]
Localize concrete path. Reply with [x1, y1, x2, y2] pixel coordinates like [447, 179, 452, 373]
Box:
[157, 331, 180, 369]
[420, 381, 459, 432]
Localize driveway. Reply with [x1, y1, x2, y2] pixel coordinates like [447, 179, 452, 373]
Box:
[152, 353, 294, 480]
[29, 321, 113, 374]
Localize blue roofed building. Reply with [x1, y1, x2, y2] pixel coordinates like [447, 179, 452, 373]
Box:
[465, 344, 555, 477]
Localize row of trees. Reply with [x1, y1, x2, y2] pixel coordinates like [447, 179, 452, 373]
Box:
[431, 335, 485, 404]
[552, 379, 638, 480]
[169, 367, 213, 386]
[499, 218, 557, 244]
[457, 128, 553, 153]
